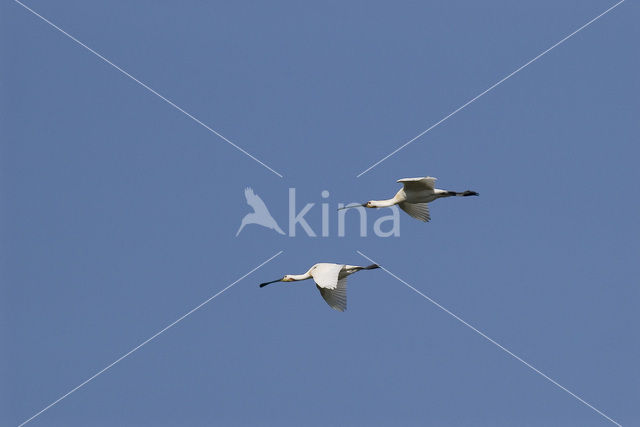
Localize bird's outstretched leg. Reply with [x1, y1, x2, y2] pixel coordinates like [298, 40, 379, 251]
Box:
[447, 191, 479, 197]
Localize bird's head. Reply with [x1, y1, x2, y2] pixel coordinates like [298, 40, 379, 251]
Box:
[282, 275, 295, 282]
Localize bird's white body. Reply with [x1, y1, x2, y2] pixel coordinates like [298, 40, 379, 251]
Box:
[361, 176, 478, 222]
[260, 262, 380, 312]
[372, 187, 450, 206]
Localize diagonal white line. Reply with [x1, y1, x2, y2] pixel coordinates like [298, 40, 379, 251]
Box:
[356, 0, 625, 178]
[18, 250, 283, 427]
[13, 0, 283, 178]
[356, 250, 622, 426]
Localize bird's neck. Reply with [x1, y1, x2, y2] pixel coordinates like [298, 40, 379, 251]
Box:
[290, 273, 312, 281]
[370, 198, 399, 208]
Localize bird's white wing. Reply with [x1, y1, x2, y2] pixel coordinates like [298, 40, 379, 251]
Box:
[316, 277, 347, 312]
[399, 202, 431, 222]
[397, 176, 437, 191]
[310, 263, 344, 289]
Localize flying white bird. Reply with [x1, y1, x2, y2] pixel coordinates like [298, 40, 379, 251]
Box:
[259, 263, 380, 312]
[339, 176, 478, 222]
[236, 187, 285, 236]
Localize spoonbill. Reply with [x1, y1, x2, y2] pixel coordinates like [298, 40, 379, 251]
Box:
[259, 263, 380, 312]
[236, 187, 285, 236]
[339, 176, 478, 222]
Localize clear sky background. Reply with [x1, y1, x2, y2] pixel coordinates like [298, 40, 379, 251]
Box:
[2, 1, 639, 426]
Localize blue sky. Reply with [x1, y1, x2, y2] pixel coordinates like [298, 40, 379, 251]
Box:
[2, 1, 638, 426]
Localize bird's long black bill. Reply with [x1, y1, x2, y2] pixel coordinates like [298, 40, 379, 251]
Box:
[259, 279, 282, 288]
[337, 203, 367, 211]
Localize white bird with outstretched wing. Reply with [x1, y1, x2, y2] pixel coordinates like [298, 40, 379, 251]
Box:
[259, 262, 380, 312]
[339, 175, 478, 222]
